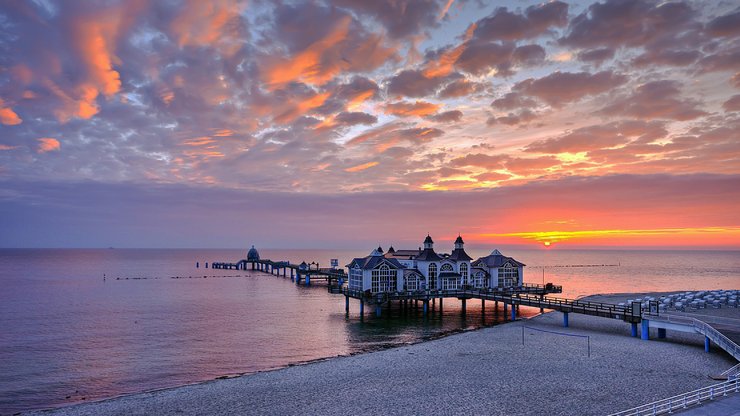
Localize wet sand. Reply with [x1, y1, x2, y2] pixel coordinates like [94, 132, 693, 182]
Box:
[31, 292, 739, 416]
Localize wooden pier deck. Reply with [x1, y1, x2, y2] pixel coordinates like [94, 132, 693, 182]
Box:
[210, 258, 347, 290]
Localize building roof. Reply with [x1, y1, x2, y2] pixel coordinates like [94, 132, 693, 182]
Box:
[449, 248, 472, 261]
[415, 247, 441, 262]
[247, 245, 260, 261]
[472, 250, 526, 268]
[347, 255, 405, 270]
[387, 246, 395, 254]
[385, 249, 421, 260]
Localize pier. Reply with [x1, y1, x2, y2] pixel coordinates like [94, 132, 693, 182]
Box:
[209, 246, 740, 363]
[210, 258, 347, 290]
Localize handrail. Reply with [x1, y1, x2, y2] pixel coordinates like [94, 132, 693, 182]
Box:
[608, 378, 740, 416]
[644, 313, 740, 361]
[694, 319, 740, 361]
[721, 362, 740, 377]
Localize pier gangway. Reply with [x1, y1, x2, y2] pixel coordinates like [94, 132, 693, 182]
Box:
[505, 294, 639, 322]
[643, 313, 740, 361]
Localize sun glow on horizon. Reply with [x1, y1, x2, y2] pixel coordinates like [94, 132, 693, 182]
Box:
[473, 227, 740, 247]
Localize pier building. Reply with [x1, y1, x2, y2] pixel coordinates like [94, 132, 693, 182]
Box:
[347, 235, 524, 294]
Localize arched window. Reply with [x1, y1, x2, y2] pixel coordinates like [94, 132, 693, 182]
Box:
[500, 264, 519, 287]
[460, 263, 468, 284]
[428, 263, 437, 289]
[440, 263, 453, 272]
[372, 264, 397, 293]
[475, 271, 485, 288]
[350, 265, 363, 290]
[405, 272, 422, 291]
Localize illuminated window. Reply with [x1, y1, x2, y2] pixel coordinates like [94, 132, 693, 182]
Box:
[499, 264, 519, 287]
[428, 263, 437, 289]
[371, 264, 397, 293]
[405, 272, 421, 291]
[350, 266, 363, 290]
[474, 271, 486, 288]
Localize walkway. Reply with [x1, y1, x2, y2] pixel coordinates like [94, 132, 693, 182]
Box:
[674, 393, 740, 415]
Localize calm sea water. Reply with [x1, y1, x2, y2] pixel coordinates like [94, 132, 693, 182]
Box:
[0, 248, 738, 414]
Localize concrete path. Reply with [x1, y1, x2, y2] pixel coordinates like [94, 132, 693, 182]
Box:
[676, 393, 740, 415]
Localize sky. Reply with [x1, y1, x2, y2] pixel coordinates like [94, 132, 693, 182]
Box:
[0, 0, 739, 249]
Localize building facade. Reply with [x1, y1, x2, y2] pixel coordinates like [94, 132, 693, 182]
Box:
[346, 235, 525, 294]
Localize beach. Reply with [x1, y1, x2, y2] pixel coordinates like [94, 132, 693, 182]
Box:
[32, 292, 738, 416]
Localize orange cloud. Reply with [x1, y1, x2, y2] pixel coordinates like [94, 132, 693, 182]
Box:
[438, 0, 455, 21]
[0, 144, 18, 151]
[39, 81, 99, 122]
[160, 90, 175, 105]
[170, 0, 245, 54]
[74, 22, 121, 97]
[0, 99, 22, 125]
[212, 129, 234, 137]
[345, 161, 379, 172]
[347, 89, 376, 111]
[264, 16, 352, 88]
[182, 137, 216, 147]
[422, 23, 475, 78]
[37, 138, 61, 153]
[383, 101, 440, 117]
[272, 91, 331, 124]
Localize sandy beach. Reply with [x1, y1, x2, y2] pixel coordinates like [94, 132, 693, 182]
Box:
[31, 292, 739, 416]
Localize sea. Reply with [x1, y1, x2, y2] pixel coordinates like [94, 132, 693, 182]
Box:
[0, 247, 738, 414]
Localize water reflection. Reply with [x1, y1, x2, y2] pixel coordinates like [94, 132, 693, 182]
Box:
[0, 248, 738, 414]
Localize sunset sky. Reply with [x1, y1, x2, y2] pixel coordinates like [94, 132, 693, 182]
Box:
[1, 0, 739, 249]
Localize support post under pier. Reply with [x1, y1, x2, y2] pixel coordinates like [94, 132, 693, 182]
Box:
[658, 328, 666, 339]
[345, 296, 349, 313]
[305, 274, 310, 286]
[563, 311, 569, 327]
[631, 323, 638, 337]
[461, 299, 466, 315]
[360, 300, 364, 316]
[423, 300, 429, 316]
[511, 304, 517, 321]
[705, 336, 711, 353]
[641, 319, 649, 340]
[375, 305, 382, 317]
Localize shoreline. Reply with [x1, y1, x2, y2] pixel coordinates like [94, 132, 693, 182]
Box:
[29, 290, 739, 415]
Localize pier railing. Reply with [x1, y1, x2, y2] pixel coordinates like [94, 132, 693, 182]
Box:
[608, 378, 740, 416]
[507, 294, 638, 321]
[339, 285, 561, 302]
[643, 313, 740, 361]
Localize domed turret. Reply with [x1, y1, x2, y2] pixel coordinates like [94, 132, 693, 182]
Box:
[247, 245, 260, 261]
[454, 235, 464, 249]
[423, 234, 434, 249]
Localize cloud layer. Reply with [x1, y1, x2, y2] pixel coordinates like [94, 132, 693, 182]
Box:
[1, 0, 739, 247]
